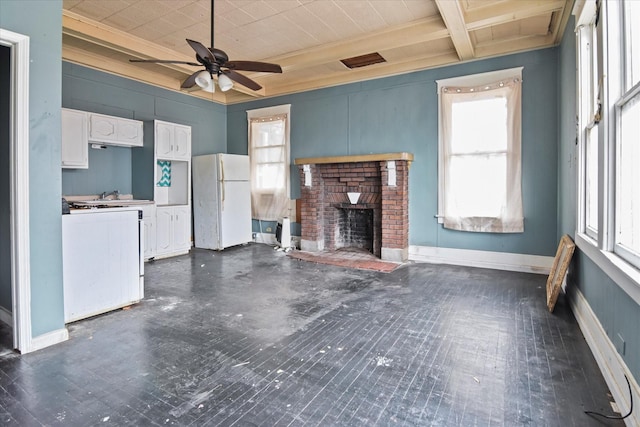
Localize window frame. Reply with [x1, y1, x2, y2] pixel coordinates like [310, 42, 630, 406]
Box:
[436, 67, 523, 233]
[576, 15, 600, 241]
[247, 104, 291, 197]
[574, 0, 640, 304]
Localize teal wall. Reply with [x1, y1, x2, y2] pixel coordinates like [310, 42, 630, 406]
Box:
[558, 18, 640, 383]
[0, 0, 65, 337]
[62, 62, 227, 197]
[229, 49, 559, 256]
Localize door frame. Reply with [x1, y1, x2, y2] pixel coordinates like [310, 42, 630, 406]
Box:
[0, 28, 32, 353]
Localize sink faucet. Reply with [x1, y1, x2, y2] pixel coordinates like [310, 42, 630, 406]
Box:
[100, 190, 119, 200]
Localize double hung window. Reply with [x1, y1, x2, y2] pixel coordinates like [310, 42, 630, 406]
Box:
[247, 105, 291, 221]
[576, 0, 640, 278]
[437, 68, 523, 233]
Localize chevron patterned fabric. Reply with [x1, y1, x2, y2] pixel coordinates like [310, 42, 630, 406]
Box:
[157, 160, 171, 187]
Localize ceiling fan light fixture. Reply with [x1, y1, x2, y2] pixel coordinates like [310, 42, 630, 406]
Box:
[218, 73, 234, 92]
[195, 70, 215, 92]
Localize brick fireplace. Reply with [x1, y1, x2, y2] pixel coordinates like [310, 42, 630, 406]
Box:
[295, 153, 412, 262]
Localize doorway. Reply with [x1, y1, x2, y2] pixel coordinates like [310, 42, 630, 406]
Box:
[0, 28, 32, 353]
[0, 44, 13, 351]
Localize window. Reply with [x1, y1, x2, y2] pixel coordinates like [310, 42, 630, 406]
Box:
[575, 0, 640, 278]
[614, 0, 640, 266]
[437, 68, 523, 233]
[247, 104, 291, 220]
[577, 16, 600, 239]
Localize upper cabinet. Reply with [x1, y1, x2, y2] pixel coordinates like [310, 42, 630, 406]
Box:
[89, 113, 143, 147]
[62, 108, 89, 169]
[155, 121, 191, 161]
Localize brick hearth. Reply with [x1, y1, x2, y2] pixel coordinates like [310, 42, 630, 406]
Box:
[295, 153, 412, 262]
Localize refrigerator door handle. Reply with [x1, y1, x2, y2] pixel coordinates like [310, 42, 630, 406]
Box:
[219, 156, 225, 205]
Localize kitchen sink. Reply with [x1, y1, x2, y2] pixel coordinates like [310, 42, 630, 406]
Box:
[72, 199, 153, 207]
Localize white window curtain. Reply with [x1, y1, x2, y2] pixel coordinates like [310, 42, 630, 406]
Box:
[247, 105, 291, 220]
[439, 73, 523, 233]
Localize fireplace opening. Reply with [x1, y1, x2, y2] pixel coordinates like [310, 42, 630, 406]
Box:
[335, 208, 374, 253]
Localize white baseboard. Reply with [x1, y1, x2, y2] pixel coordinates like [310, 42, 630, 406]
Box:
[0, 306, 12, 327]
[568, 286, 639, 427]
[409, 245, 554, 274]
[27, 328, 69, 354]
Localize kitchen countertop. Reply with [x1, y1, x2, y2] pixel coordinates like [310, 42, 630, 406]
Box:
[64, 194, 154, 215]
[68, 205, 149, 215]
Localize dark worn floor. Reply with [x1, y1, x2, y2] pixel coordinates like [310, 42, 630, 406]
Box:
[0, 244, 624, 426]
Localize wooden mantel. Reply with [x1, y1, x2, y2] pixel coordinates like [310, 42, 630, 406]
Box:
[294, 152, 413, 165]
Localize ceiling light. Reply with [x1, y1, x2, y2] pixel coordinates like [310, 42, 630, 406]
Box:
[195, 70, 215, 93]
[218, 73, 234, 92]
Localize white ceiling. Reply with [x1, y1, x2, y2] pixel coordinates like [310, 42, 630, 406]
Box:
[62, 0, 572, 104]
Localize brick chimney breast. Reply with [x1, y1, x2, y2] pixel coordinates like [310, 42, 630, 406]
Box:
[295, 153, 412, 262]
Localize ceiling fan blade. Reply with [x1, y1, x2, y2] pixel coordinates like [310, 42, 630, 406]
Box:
[129, 59, 201, 66]
[181, 71, 201, 89]
[224, 60, 282, 73]
[223, 70, 262, 91]
[186, 39, 215, 63]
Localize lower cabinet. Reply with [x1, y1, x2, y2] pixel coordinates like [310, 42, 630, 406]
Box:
[140, 205, 157, 260]
[156, 205, 191, 257]
[62, 210, 142, 323]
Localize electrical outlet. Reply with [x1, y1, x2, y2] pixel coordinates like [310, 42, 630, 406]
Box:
[266, 226, 272, 232]
[252, 232, 257, 240]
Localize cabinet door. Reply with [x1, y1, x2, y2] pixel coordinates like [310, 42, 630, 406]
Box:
[155, 208, 173, 254]
[143, 217, 156, 259]
[172, 206, 191, 250]
[61, 109, 88, 169]
[172, 125, 191, 160]
[155, 122, 173, 158]
[89, 114, 118, 141]
[117, 119, 144, 147]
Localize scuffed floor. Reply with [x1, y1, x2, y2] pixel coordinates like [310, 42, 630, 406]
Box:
[0, 244, 624, 426]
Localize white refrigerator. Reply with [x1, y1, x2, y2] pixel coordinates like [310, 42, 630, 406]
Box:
[192, 153, 252, 250]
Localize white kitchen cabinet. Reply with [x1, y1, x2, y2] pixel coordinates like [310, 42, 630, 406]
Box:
[62, 210, 142, 323]
[155, 120, 191, 160]
[155, 206, 191, 257]
[89, 113, 143, 147]
[140, 204, 157, 260]
[61, 108, 88, 169]
[152, 119, 192, 259]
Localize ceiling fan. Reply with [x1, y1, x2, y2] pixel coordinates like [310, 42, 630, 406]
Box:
[129, 0, 282, 93]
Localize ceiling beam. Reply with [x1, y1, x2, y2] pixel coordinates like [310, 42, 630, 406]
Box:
[434, 0, 475, 61]
[464, 0, 566, 31]
[271, 17, 450, 73]
[265, 52, 460, 98]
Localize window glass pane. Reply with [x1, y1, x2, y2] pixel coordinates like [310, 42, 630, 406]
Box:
[616, 94, 640, 258]
[448, 154, 506, 217]
[255, 164, 284, 190]
[451, 97, 508, 153]
[252, 120, 285, 148]
[585, 124, 599, 234]
[625, 0, 640, 89]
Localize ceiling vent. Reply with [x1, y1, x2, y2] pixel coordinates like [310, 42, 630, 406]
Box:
[340, 52, 386, 69]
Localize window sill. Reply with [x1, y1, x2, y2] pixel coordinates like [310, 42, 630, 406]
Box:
[575, 232, 640, 306]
